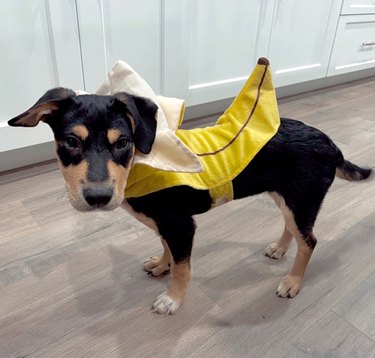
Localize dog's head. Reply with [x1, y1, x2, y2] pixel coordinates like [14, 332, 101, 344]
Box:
[8, 88, 157, 211]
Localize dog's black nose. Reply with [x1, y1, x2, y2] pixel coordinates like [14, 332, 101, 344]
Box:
[83, 188, 113, 208]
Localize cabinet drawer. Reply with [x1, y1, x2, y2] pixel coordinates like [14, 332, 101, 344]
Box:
[328, 14, 375, 75]
[342, 0, 375, 15]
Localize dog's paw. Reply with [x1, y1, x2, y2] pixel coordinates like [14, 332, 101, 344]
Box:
[152, 292, 181, 315]
[143, 256, 170, 277]
[276, 275, 302, 298]
[264, 242, 289, 259]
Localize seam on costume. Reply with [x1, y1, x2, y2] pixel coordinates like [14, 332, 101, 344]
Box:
[196, 65, 268, 157]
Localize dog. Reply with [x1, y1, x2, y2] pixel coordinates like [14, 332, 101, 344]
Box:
[8, 87, 372, 315]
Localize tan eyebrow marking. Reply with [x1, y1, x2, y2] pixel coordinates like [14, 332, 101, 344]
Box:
[107, 128, 122, 144]
[72, 125, 89, 140]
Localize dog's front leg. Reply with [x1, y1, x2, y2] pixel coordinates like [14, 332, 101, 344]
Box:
[152, 259, 191, 315]
[151, 213, 195, 315]
[123, 202, 172, 276]
[144, 238, 172, 276]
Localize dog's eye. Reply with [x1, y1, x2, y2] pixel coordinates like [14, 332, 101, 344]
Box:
[116, 137, 128, 150]
[65, 136, 80, 149]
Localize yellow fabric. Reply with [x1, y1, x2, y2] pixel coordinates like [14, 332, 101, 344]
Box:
[125, 61, 280, 204]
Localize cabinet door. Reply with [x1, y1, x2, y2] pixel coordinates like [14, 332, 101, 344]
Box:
[268, 0, 342, 87]
[76, 0, 162, 93]
[0, 0, 83, 152]
[164, 0, 273, 106]
[328, 14, 375, 75]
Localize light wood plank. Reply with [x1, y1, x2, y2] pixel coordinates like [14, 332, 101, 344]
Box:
[283, 311, 375, 358]
[333, 272, 375, 341]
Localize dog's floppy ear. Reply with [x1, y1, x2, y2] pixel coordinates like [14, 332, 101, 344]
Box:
[8, 87, 76, 127]
[114, 93, 157, 154]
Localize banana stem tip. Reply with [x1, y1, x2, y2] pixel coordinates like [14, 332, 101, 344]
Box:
[257, 57, 270, 66]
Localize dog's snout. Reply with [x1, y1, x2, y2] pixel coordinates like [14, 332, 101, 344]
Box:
[83, 187, 113, 208]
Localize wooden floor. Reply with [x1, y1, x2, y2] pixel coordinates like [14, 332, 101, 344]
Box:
[1, 77, 375, 358]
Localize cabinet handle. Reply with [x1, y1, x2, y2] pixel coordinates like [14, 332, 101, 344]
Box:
[362, 42, 375, 46]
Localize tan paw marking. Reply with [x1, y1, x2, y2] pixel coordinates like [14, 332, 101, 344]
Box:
[276, 275, 302, 298]
[265, 242, 289, 259]
[152, 292, 181, 315]
[143, 256, 170, 277]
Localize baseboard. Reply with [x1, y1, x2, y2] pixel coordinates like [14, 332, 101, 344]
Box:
[0, 141, 57, 173]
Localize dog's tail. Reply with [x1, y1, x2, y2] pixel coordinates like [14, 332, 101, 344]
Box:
[335, 148, 372, 181]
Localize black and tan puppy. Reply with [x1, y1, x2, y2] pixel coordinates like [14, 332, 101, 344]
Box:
[9, 87, 372, 314]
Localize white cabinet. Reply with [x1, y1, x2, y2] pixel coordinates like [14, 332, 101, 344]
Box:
[269, 0, 342, 87]
[163, 0, 273, 106]
[329, 1, 375, 76]
[76, 0, 163, 93]
[328, 14, 375, 75]
[342, 0, 375, 14]
[0, 0, 83, 152]
[163, 0, 343, 105]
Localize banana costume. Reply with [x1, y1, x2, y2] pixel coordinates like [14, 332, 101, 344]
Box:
[125, 58, 280, 206]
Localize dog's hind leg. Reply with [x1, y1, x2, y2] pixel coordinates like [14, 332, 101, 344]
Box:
[276, 229, 316, 298]
[144, 238, 171, 276]
[270, 192, 318, 298]
[265, 193, 294, 259]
